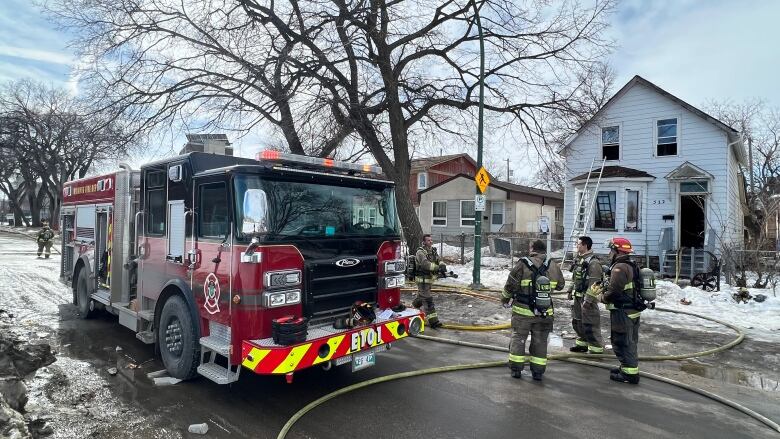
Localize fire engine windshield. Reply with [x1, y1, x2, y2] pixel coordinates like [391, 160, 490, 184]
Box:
[234, 175, 400, 240]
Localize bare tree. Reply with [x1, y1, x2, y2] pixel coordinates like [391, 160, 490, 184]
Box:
[0, 80, 136, 224]
[48, 0, 616, 249]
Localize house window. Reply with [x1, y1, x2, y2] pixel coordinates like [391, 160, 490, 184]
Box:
[554, 208, 562, 223]
[432, 201, 447, 226]
[460, 200, 475, 227]
[367, 207, 378, 224]
[593, 191, 616, 230]
[657, 118, 678, 156]
[625, 190, 640, 232]
[417, 172, 428, 189]
[680, 181, 708, 193]
[602, 126, 620, 161]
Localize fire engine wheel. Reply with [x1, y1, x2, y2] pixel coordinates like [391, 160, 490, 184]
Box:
[158, 295, 199, 380]
[76, 269, 96, 319]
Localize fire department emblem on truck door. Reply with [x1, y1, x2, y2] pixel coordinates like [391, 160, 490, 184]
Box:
[204, 273, 221, 314]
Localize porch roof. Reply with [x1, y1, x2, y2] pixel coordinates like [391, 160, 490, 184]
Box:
[569, 165, 655, 182]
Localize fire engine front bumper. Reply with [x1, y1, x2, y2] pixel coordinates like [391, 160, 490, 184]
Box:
[240, 308, 424, 375]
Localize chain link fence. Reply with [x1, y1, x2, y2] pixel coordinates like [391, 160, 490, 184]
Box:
[430, 232, 568, 265]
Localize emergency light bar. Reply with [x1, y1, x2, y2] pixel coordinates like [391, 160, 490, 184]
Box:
[256, 150, 382, 175]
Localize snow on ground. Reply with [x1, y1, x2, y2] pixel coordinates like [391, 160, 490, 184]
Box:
[437, 254, 780, 343]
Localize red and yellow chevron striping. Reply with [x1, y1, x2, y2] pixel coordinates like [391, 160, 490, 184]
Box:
[240, 314, 423, 375]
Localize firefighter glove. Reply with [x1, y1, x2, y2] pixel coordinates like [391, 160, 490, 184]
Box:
[438, 264, 448, 277]
[566, 286, 574, 300]
[501, 297, 511, 308]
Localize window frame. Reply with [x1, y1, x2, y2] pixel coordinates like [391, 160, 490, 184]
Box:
[432, 200, 447, 227]
[601, 124, 621, 161]
[197, 182, 230, 240]
[460, 199, 476, 227]
[417, 172, 428, 189]
[655, 116, 679, 157]
[624, 189, 641, 232]
[593, 190, 617, 231]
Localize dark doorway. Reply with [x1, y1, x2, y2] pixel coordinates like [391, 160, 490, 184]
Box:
[680, 195, 705, 248]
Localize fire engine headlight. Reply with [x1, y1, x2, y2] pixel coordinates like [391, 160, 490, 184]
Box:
[285, 290, 301, 304]
[383, 275, 406, 289]
[265, 270, 302, 289]
[384, 260, 406, 274]
[262, 289, 301, 308]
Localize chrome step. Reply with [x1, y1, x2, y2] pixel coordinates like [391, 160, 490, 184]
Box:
[200, 336, 230, 356]
[136, 330, 154, 344]
[138, 310, 154, 321]
[197, 362, 239, 385]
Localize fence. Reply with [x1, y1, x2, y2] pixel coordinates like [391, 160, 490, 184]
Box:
[431, 232, 568, 266]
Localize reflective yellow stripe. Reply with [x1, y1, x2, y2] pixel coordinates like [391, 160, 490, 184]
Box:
[606, 303, 616, 310]
[624, 282, 634, 291]
[575, 339, 588, 347]
[588, 345, 604, 353]
[574, 292, 584, 297]
[627, 312, 641, 319]
[272, 344, 312, 374]
[501, 289, 513, 299]
[550, 281, 558, 288]
[520, 279, 532, 286]
[242, 347, 271, 369]
[312, 335, 345, 365]
[426, 312, 438, 319]
[415, 276, 434, 284]
[511, 305, 535, 316]
[585, 288, 600, 298]
[508, 354, 527, 363]
[529, 356, 547, 366]
[621, 366, 639, 375]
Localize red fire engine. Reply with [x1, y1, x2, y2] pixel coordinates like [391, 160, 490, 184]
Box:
[59, 151, 423, 384]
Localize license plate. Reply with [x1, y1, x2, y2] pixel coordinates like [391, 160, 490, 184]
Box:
[352, 350, 376, 372]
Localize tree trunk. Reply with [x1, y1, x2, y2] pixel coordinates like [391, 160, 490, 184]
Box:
[393, 178, 423, 252]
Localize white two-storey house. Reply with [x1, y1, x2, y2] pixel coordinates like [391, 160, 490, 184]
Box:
[561, 76, 746, 270]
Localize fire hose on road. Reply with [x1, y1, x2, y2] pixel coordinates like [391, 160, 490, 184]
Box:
[277, 285, 779, 438]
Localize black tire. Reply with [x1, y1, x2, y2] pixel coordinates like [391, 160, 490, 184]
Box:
[157, 295, 200, 380]
[76, 269, 96, 319]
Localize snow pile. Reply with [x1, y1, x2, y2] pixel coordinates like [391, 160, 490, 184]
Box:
[644, 280, 780, 342]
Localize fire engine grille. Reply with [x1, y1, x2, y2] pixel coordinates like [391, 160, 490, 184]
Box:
[304, 256, 377, 324]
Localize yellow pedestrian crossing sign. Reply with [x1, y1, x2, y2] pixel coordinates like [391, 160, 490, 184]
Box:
[475, 167, 490, 193]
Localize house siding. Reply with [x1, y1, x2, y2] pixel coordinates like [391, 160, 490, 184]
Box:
[418, 176, 507, 235]
[563, 81, 736, 257]
[410, 156, 477, 206]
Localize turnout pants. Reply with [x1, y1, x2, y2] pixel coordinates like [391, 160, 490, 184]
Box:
[415, 283, 439, 326]
[610, 309, 640, 376]
[509, 313, 553, 375]
[37, 241, 52, 258]
[572, 296, 604, 352]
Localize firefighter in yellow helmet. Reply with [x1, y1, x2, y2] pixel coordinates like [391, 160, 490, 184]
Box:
[501, 239, 564, 380]
[596, 237, 641, 384]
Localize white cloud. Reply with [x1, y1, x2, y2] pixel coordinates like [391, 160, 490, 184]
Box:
[0, 46, 73, 66]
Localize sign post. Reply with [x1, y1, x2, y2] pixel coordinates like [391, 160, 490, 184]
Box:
[470, 4, 486, 290]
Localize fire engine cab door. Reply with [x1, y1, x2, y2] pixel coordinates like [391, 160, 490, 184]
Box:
[192, 179, 232, 323]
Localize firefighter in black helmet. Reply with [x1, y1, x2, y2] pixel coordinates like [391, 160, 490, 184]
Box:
[567, 236, 604, 354]
[413, 234, 443, 329]
[501, 239, 564, 380]
[36, 220, 55, 259]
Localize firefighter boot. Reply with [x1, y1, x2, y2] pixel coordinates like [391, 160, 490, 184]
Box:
[532, 371, 544, 381]
[610, 370, 640, 384]
[412, 297, 423, 308]
[510, 365, 523, 379]
[569, 344, 588, 353]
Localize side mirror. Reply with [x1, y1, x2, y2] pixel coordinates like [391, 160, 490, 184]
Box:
[242, 189, 268, 235]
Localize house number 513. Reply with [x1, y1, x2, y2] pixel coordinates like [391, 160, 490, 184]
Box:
[652, 199, 666, 205]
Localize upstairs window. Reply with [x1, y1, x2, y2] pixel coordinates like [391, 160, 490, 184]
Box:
[657, 118, 678, 156]
[417, 172, 428, 189]
[602, 126, 620, 161]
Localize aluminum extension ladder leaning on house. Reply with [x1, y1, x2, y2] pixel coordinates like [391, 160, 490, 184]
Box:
[561, 157, 606, 269]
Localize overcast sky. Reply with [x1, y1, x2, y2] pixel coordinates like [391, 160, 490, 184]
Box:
[1, 0, 779, 173]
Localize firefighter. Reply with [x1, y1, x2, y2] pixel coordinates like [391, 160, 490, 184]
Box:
[567, 236, 604, 354]
[501, 239, 564, 380]
[597, 237, 641, 384]
[36, 220, 55, 259]
[414, 234, 443, 329]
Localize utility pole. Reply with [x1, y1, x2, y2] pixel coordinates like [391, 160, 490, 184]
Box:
[470, 1, 485, 289]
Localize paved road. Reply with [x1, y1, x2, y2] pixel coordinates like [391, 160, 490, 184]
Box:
[0, 232, 775, 438]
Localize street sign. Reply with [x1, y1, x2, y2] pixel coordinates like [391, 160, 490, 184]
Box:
[475, 194, 486, 211]
[538, 216, 550, 234]
[475, 167, 490, 193]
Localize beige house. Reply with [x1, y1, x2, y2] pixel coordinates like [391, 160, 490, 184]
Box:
[417, 174, 563, 236]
